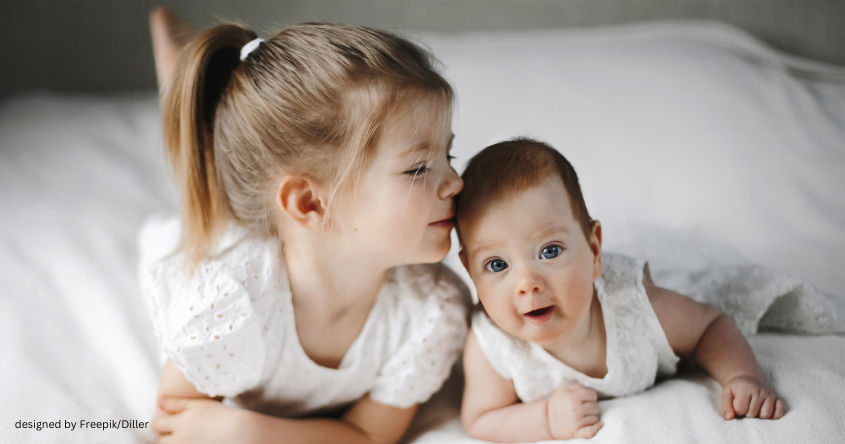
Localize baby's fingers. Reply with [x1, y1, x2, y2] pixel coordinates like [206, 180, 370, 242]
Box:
[774, 398, 786, 420]
[578, 414, 600, 428]
[581, 401, 601, 416]
[732, 390, 752, 417]
[746, 391, 764, 418]
[721, 387, 736, 420]
[573, 421, 604, 439]
[759, 396, 774, 419]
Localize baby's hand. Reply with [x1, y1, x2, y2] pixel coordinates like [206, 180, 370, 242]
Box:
[721, 375, 785, 420]
[546, 383, 603, 440]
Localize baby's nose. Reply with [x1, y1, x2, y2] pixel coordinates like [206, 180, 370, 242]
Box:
[515, 267, 545, 295]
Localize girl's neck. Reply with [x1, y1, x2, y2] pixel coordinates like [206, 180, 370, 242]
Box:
[281, 235, 389, 321]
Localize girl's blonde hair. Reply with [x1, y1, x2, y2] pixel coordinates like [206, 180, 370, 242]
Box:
[163, 23, 453, 269]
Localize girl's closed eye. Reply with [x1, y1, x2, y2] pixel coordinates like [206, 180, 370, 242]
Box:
[485, 259, 509, 273]
[404, 163, 430, 176]
[540, 245, 563, 260]
[405, 150, 454, 176]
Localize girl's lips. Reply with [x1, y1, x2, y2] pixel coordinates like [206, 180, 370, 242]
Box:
[524, 306, 554, 325]
[429, 216, 454, 228]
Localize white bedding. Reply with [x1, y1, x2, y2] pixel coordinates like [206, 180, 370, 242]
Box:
[1, 21, 843, 444]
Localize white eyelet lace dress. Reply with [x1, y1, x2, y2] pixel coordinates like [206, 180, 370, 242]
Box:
[471, 252, 679, 403]
[138, 216, 470, 417]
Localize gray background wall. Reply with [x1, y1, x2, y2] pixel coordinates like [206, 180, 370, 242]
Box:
[1, 0, 843, 98]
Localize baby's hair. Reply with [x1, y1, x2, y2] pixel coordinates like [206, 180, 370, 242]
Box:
[455, 138, 592, 246]
[163, 22, 453, 270]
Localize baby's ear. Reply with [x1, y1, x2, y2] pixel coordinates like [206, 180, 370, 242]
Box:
[590, 220, 602, 279]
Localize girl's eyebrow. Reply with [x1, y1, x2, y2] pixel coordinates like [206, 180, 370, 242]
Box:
[395, 133, 454, 159]
[396, 142, 430, 159]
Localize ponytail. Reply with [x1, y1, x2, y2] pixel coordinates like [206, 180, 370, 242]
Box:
[162, 24, 256, 271]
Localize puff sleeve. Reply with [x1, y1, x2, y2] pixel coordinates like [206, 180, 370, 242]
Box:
[138, 218, 265, 398]
[368, 265, 470, 408]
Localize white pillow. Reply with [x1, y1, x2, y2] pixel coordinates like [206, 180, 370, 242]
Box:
[425, 21, 845, 299]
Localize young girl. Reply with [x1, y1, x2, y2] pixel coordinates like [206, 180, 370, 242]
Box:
[455, 139, 785, 442]
[139, 8, 468, 444]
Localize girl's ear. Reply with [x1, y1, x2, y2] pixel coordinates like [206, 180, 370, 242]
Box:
[590, 220, 602, 279]
[277, 175, 327, 229]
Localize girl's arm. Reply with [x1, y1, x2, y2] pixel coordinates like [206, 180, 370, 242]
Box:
[460, 330, 602, 442]
[241, 395, 416, 444]
[154, 358, 218, 421]
[152, 358, 416, 444]
[644, 277, 785, 420]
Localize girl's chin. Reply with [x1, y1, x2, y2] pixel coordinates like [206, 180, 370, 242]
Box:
[418, 245, 451, 264]
[421, 232, 453, 259]
[393, 242, 450, 266]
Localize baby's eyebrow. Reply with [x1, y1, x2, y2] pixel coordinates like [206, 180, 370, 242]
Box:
[533, 225, 569, 240]
[468, 241, 497, 260]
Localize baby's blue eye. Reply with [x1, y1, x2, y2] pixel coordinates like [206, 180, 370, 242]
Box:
[541, 245, 562, 260]
[485, 259, 508, 273]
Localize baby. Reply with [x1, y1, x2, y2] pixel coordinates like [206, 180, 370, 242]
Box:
[456, 138, 784, 442]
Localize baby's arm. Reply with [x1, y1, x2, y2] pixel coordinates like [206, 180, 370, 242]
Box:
[644, 277, 785, 420]
[461, 330, 603, 442]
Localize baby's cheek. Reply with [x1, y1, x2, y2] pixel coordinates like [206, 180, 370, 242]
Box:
[479, 288, 518, 328]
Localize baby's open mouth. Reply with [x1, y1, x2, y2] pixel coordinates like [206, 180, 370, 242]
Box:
[524, 306, 553, 318]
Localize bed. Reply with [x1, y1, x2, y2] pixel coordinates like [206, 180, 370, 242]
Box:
[1, 21, 843, 444]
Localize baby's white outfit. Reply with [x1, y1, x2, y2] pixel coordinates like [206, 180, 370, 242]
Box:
[472, 252, 678, 403]
[138, 216, 469, 417]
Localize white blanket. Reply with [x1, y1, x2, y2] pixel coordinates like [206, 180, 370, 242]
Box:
[1, 21, 843, 444]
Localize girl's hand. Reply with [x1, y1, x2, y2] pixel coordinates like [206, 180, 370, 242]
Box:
[152, 396, 248, 444]
[721, 375, 786, 420]
[547, 383, 604, 440]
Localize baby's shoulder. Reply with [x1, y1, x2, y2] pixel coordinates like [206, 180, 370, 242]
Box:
[599, 251, 647, 293]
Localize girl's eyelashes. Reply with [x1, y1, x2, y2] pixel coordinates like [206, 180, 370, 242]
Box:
[485, 259, 509, 273]
[404, 164, 430, 176]
[404, 149, 452, 176]
[540, 245, 563, 260]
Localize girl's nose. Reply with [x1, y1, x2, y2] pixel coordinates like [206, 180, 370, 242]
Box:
[438, 166, 464, 200]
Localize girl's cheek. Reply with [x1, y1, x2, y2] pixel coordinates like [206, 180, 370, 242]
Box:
[406, 183, 433, 212]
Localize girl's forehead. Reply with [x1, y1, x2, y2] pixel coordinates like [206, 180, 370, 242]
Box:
[382, 97, 452, 156]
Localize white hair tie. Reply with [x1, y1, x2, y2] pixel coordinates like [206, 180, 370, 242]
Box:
[240, 38, 265, 61]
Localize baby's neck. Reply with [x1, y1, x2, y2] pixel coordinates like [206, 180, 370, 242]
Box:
[542, 290, 608, 379]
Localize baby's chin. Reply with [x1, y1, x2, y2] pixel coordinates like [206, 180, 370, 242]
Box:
[503, 319, 569, 347]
